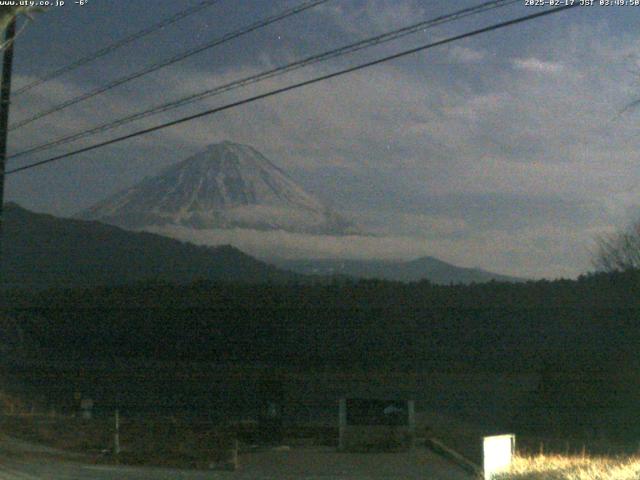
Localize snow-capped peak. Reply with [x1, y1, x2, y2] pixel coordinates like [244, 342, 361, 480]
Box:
[79, 141, 356, 235]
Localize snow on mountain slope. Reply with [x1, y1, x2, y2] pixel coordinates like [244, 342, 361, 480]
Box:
[79, 141, 357, 235]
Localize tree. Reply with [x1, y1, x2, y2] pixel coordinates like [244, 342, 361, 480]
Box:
[593, 219, 640, 272]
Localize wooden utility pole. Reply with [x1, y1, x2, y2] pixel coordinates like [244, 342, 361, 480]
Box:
[0, 17, 16, 266]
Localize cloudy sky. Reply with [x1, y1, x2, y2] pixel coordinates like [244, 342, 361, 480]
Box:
[5, 0, 640, 279]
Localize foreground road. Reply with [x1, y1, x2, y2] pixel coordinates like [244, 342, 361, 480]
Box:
[0, 437, 473, 479]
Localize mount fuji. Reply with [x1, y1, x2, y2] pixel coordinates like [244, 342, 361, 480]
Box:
[79, 141, 357, 235]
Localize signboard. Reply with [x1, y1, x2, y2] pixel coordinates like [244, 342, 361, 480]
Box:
[345, 398, 408, 426]
[483, 434, 515, 480]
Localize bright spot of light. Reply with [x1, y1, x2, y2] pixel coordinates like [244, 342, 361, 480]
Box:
[483, 434, 515, 480]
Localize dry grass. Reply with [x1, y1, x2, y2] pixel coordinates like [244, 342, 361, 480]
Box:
[0, 415, 112, 453]
[0, 414, 236, 469]
[496, 454, 640, 479]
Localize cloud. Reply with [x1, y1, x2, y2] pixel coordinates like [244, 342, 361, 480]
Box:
[148, 225, 433, 261]
[316, 0, 426, 37]
[448, 46, 486, 63]
[145, 222, 584, 280]
[513, 57, 564, 74]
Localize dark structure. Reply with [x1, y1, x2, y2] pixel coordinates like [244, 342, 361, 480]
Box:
[338, 398, 416, 452]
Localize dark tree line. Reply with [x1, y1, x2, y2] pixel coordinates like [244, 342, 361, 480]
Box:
[4, 271, 640, 372]
[3, 270, 640, 440]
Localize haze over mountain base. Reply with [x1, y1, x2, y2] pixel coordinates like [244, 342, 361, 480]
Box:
[146, 224, 449, 261]
[145, 224, 522, 283]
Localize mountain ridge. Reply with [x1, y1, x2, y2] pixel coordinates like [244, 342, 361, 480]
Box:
[1, 203, 521, 290]
[270, 256, 524, 284]
[79, 141, 357, 235]
[1, 203, 303, 290]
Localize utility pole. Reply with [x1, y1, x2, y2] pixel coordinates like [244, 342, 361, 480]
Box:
[0, 17, 16, 267]
[114, 408, 121, 460]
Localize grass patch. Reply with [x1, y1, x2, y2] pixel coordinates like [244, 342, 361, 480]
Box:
[496, 454, 640, 479]
[1, 414, 112, 453]
[0, 414, 236, 469]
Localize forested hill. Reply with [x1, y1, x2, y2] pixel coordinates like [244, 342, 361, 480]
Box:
[4, 271, 640, 442]
[5, 270, 640, 374]
[1, 203, 303, 290]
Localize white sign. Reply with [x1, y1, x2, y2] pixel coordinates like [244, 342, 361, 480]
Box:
[483, 434, 515, 479]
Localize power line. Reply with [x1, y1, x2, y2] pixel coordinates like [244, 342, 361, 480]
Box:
[6, 5, 578, 176]
[9, 0, 519, 161]
[9, 0, 329, 131]
[12, 0, 223, 97]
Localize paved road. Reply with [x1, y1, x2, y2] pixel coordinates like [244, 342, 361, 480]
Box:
[0, 437, 473, 479]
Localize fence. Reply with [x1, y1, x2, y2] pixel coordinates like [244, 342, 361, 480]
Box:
[0, 409, 238, 470]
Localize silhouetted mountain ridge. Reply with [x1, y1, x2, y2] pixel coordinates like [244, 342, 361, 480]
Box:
[1, 203, 302, 290]
[271, 256, 523, 284]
